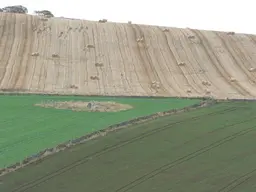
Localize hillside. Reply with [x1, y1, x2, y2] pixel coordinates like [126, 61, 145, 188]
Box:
[1, 13, 256, 99]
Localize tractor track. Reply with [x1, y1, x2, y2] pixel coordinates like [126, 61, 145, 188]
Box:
[0, 13, 16, 88]
[218, 168, 256, 192]
[190, 29, 250, 97]
[115, 126, 255, 192]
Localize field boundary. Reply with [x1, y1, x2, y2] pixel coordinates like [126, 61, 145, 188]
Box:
[0, 98, 217, 177]
[0, 89, 206, 100]
[1, 90, 256, 101]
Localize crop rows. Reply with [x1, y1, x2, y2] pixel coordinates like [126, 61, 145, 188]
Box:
[2, 101, 256, 192]
[1, 13, 256, 99]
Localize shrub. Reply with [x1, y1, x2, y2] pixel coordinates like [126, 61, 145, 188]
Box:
[35, 10, 54, 18]
[2, 5, 28, 14]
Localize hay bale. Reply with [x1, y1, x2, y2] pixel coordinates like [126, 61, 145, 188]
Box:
[31, 52, 39, 56]
[99, 19, 107, 23]
[178, 62, 186, 66]
[52, 53, 59, 58]
[151, 81, 160, 89]
[205, 89, 211, 94]
[188, 35, 195, 39]
[202, 81, 211, 86]
[227, 31, 235, 35]
[136, 37, 144, 42]
[249, 67, 256, 72]
[95, 62, 103, 67]
[58, 31, 64, 37]
[69, 85, 78, 89]
[128, 21, 132, 24]
[90, 76, 100, 80]
[86, 44, 95, 49]
[230, 77, 236, 82]
[186, 89, 192, 93]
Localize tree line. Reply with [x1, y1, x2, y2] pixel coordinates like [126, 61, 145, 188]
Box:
[0, 5, 54, 18]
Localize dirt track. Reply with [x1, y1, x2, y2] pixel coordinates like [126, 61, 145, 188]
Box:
[1, 13, 256, 99]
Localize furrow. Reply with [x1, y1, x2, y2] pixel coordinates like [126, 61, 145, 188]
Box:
[171, 28, 206, 96]
[0, 13, 8, 88]
[161, 27, 199, 96]
[150, 26, 179, 96]
[134, 24, 167, 95]
[0, 13, 16, 88]
[14, 14, 33, 89]
[190, 29, 249, 99]
[114, 24, 133, 95]
[215, 32, 256, 95]
[179, 28, 220, 97]
[125, 24, 149, 96]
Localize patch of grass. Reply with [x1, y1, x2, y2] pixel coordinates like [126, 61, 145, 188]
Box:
[1, 101, 256, 192]
[0, 95, 200, 168]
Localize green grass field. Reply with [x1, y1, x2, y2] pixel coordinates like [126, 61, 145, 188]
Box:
[1, 101, 256, 192]
[0, 95, 200, 168]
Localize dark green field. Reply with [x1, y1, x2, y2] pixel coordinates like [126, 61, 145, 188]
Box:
[1, 101, 256, 192]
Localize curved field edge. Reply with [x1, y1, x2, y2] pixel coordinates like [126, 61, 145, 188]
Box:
[0, 97, 215, 176]
[2, 100, 256, 192]
[0, 95, 201, 169]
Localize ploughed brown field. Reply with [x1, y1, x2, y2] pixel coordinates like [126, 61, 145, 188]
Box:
[1, 12, 256, 99]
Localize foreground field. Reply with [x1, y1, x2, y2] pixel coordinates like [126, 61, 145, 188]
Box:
[0, 94, 199, 168]
[1, 13, 256, 99]
[2, 101, 256, 192]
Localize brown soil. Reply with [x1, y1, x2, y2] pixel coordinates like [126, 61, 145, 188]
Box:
[34, 100, 133, 112]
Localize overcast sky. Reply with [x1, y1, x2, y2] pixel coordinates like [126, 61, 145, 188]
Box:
[1, 0, 255, 34]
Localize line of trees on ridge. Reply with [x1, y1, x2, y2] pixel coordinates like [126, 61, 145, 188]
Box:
[0, 5, 54, 18]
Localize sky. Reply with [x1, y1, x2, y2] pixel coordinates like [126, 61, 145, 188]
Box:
[0, 0, 256, 34]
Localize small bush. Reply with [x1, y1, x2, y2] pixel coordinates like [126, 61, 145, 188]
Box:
[227, 32, 235, 35]
[99, 19, 107, 23]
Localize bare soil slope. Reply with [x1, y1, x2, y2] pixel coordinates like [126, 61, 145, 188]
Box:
[1, 13, 256, 99]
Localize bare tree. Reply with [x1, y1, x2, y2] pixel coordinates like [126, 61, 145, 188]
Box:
[0, 8, 3, 12]
[34, 10, 54, 18]
[2, 5, 28, 14]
